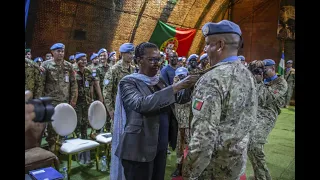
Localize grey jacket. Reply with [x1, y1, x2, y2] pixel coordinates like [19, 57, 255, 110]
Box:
[115, 76, 191, 162]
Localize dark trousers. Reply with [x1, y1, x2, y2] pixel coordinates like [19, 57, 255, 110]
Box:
[121, 149, 167, 180]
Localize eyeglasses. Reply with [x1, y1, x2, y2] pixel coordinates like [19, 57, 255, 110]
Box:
[147, 58, 161, 63]
[253, 68, 263, 75]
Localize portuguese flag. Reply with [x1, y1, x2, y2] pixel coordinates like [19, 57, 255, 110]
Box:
[149, 20, 197, 57]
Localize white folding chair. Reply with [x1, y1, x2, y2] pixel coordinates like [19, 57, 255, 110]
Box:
[88, 101, 112, 170]
[51, 103, 100, 179]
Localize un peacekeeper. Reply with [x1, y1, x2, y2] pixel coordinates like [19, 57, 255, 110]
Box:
[97, 49, 110, 94]
[103, 43, 135, 132]
[34, 57, 43, 67]
[41, 43, 78, 152]
[177, 57, 184, 68]
[171, 67, 192, 177]
[25, 58, 43, 99]
[284, 60, 295, 107]
[187, 54, 201, 74]
[87, 53, 101, 100]
[247, 59, 287, 180]
[239, 55, 247, 67]
[74, 53, 96, 164]
[69, 55, 75, 64]
[199, 53, 210, 70]
[182, 20, 258, 180]
[108, 51, 117, 66]
[96, 48, 112, 132]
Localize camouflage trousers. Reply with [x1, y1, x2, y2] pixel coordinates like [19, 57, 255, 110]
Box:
[75, 103, 89, 139]
[183, 152, 246, 180]
[285, 85, 294, 106]
[248, 143, 272, 180]
[176, 128, 190, 164]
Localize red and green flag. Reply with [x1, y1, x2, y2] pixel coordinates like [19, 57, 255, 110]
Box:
[149, 20, 197, 57]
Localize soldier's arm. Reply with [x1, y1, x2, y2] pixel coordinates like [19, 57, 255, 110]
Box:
[94, 80, 103, 103]
[262, 79, 288, 106]
[103, 68, 115, 114]
[182, 80, 221, 179]
[33, 68, 44, 99]
[69, 66, 78, 106]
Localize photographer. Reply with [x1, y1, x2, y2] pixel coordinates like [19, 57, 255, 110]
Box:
[25, 91, 36, 132]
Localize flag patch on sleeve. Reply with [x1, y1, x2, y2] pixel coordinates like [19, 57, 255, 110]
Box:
[193, 99, 204, 111]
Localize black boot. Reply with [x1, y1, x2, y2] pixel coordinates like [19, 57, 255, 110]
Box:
[171, 164, 182, 177]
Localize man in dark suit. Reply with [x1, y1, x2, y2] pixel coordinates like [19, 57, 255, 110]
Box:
[114, 42, 198, 180]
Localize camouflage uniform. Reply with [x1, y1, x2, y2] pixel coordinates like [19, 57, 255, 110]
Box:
[103, 60, 134, 133]
[75, 67, 97, 138]
[96, 64, 110, 131]
[183, 61, 258, 180]
[41, 59, 78, 151]
[25, 58, 43, 98]
[248, 77, 288, 180]
[87, 64, 101, 100]
[173, 76, 192, 165]
[284, 68, 295, 106]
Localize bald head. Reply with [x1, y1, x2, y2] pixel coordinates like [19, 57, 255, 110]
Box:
[204, 33, 241, 66]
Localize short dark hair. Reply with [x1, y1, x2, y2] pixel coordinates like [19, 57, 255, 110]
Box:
[134, 42, 158, 64]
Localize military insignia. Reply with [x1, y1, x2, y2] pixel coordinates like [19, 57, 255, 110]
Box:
[192, 99, 204, 111]
[104, 79, 110, 85]
[274, 90, 278, 94]
[202, 25, 209, 36]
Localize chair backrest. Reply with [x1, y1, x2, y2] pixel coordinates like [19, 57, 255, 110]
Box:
[25, 122, 47, 150]
[88, 101, 107, 130]
[51, 103, 77, 136]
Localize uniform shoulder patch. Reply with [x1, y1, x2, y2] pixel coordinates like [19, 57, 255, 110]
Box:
[192, 99, 204, 111]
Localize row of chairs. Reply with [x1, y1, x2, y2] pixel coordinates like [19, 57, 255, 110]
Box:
[32, 101, 112, 180]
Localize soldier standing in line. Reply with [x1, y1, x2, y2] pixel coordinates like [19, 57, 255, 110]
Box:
[103, 43, 135, 133]
[41, 43, 78, 153]
[284, 60, 295, 108]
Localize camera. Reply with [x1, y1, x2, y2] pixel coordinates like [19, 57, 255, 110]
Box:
[26, 97, 55, 123]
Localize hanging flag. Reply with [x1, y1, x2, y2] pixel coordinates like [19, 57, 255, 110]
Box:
[25, 0, 30, 31]
[149, 20, 197, 57]
[277, 51, 285, 77]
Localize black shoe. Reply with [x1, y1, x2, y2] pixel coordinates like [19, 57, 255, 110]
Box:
[171, 164, 182, 177]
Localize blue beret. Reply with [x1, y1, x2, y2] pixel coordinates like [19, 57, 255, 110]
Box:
[75, 53, 86, 60]
[286, 60, 293, 64]
[187, 54, 199, 62]
[50, 43, 65, 50]
[263, 59, 275, 66]
[238, 55, 245, 61]
[200, 53, 208, 61]
[98, 48, 107, 56]
[119, 43, 134, 53]
[33, 57, 43, 62]
[175, 67, 188, 76]
[109, 51, 116, 59]
[178, 57, 183, 61]
[69, 55, 74, 60]
[202, 20, 242, 37]
[90, 53, 98, 61]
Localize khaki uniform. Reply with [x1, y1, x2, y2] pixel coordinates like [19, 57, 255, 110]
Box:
[41, 59, 78, 151]
[102, 60, 134, 132]
[25, 58, 43, 98]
